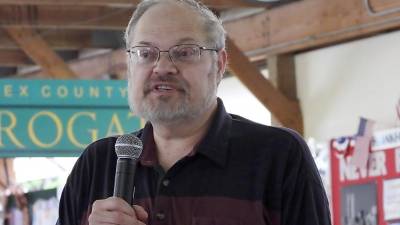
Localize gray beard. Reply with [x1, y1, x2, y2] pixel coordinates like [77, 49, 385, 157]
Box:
[134, 88, 215, 124]
[128, 62, 219, 123]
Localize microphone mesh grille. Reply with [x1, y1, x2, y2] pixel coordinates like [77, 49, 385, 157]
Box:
[115, 134, 143, 159]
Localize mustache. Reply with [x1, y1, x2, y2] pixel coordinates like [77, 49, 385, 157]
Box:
[143, 74, 189, 95]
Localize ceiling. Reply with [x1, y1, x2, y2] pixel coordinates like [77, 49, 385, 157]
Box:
[0, 0, 299, 78]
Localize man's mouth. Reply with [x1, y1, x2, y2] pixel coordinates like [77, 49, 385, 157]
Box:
[143, 78, 188, 95]
[155, 84, 174, 91]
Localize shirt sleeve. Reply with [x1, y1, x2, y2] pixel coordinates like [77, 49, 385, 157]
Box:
[57, 137, 118, 225]
[281, 128, 332, 225]
[57, 149, 93, 225]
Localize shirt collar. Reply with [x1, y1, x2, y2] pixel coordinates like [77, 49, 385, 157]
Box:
[138, 98, 232, 168]
[195, 98, 231, 167]
[138, 124, 158, 166]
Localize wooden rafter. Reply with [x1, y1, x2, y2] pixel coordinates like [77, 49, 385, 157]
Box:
[226, 37, 303, 132]
[0, 159, 15, 190]
[268, 55, 298, 101]
[9, 0, 400, 77]
[3, 0, 399, 72]
[0, 49, 32, 66]
[268, 54, 303, 133]
[0, 5, 132, 30]
[367, 0, 400, 13]
[224, 0, 400, 57]
[19, 49, 127, 79]
[0, 0, 399, 56]
[0, 0, 264, 8]
[4, 27, 77, 78]
[0, 29, 120, 50]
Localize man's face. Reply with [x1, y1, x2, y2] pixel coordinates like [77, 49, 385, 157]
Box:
[127, 2, 225, 123]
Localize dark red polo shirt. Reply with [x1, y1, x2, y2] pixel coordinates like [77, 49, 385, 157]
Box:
[58, 99, 331, 225]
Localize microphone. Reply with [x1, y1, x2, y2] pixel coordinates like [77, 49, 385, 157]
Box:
[113, 134, 143, 204]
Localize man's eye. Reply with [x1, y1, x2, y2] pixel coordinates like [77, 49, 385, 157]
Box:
[174, 48, 197, 61]
[179, 48, 195, 57]
[138, 50, 151, 58]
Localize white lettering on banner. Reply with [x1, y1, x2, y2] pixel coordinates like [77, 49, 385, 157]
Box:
[89, 86, 99, 98]
[119, 87, 128, 98]
[340, 151, 387, 182]
[73, 86, 84, 98]
[372, 127, 400, 151]
[3, 84, 12, 97]
[36, 85, 127, 99]
[41, 85, 51, 98]
[2, 82, 129, 102]
[1, 84, 29, 97]
[57, 86, 68, 98]
[340, 157, 358, 181]
[396, 148, 400, 173]
[368, 151, 387, 177]
[105, 86, 114, 98]
[20, 86, 28, 97]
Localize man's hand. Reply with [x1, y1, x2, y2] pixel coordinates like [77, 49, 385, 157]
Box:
[88, 197, 148, 225]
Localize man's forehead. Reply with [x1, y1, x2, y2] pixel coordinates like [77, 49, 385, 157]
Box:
[136, 2, 203, 30]
[135, 37, 200, 46]
[144, 1, 196, 16]
[131, 3, 206, 46]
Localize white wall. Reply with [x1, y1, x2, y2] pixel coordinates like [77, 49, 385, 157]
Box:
[218, 76, 271, 125]
[296, 30, 400, 141]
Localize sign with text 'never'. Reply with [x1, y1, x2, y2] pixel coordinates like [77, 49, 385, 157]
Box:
[0, 79, 141, 157]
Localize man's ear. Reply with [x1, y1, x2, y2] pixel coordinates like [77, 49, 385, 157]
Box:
[216, 48, 227, 84]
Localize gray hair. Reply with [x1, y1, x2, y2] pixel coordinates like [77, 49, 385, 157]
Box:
[124, 0, 226, 50]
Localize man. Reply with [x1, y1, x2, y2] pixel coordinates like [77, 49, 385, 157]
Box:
[58, 0, 332, 224]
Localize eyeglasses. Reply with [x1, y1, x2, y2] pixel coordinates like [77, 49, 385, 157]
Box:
[126, 44, 218, 66]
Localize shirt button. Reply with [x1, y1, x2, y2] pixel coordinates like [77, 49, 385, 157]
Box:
[162, 179, 170, 187]
[155, 212, 166, 221]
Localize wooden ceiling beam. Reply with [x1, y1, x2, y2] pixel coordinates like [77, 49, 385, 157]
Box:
[0, 29, 121, 50]
[0, 159, 16, 191]
[0, 5, 132, 30]
[0, 0, 140, 6]
[223, 11, 269, 56]
[2, 0, 398, 56]
[268, 54, 303, 133]
[5, 27, 77, 78]
[367, 0, 400, 13]
[226, 37, 303, 131]
[8, 0, 400, 80]
[224, 0, 400, 57]
[0, 0, 262, 8]
[0, 29, 91, 50]
[0, 49, 32, 66]
[19, 49, 127, 79]
[268, 54, 298, 101]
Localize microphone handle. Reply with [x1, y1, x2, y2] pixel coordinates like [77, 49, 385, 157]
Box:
[113, 158, 137, 205]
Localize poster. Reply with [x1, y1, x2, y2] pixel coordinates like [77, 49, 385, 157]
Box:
[330, 129, 400, 225]
[383, 178, 400, 221]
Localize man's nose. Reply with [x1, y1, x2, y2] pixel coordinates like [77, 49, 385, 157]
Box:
[153, 52, 178, 74]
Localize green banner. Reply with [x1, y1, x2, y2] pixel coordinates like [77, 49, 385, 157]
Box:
[0, 79, 129, 106]
[0, 80, 141, 157]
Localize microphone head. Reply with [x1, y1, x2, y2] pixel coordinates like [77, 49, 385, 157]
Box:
[115, 134, 143, 160]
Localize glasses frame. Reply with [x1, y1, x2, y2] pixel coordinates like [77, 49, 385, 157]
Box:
[126, 44, 219, 66]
